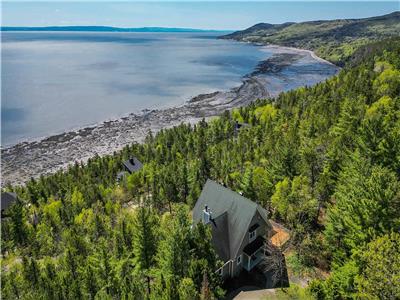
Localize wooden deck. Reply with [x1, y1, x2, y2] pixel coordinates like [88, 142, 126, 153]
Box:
[269, 220, 290, 249]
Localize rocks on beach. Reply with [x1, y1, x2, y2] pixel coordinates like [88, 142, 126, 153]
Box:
[1, 47, 339, 186]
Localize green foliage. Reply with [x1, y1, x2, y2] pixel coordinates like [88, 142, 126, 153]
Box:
[271, 175, 317, 232]
[132, 206, 158, 294]
[132, 207, 158, 270]
[223, 13, 400, 65]
[373, 68, 400, 97]
[309, 260, 358, 300]
[286, 251, 315, 277]
[9, 198, 30, 247]
[310, 233, 400, 300]
[324, 154, 400, 264]
[273, 284, 316, 300]
[178, 278, 198, 300]
[157, 205, 192, 279]
[355, 232, 400, 299]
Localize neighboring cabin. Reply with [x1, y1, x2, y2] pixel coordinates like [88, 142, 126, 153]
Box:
[117, 156, 143, 182]
[193, 179, 272, 279]
[122, 157, 143, 173]
[1, 192, 17, 218]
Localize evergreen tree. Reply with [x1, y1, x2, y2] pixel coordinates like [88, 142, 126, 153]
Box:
[178, 278, 198, 300]
[325, 153, 400, 263]
[356, 232, 400, 299]
[132, 206, 158, 295]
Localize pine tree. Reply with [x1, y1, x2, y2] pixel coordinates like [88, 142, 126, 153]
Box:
[325, 153, 400, 263]
[157, 205, 191, 279]
[356, 232, 400, 299]
[179, 278, 198, 300]
[10, 198, 29, 246]
[132, 206, 158, 295]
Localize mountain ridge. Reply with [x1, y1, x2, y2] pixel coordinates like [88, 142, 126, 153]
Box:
[220, 11, 400, 65]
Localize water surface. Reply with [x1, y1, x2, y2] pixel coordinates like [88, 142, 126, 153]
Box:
[1, 31, 339, 147]
[2, 31, 273, 146]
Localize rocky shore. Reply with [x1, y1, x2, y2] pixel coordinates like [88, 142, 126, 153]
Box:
[1, 46, 339, 186]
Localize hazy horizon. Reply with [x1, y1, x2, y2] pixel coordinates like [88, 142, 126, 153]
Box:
[2, 1, 399, 30]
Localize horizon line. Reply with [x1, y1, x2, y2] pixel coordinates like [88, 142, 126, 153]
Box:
[0, 25, 235, 32]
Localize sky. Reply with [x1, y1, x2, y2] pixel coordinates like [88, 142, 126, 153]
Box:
[2, 1, 399, 30]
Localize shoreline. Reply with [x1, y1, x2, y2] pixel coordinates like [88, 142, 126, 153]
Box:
[1, 45, 339, 186]
[261, 44, 338, 67]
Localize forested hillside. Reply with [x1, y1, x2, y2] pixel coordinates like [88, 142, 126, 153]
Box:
[221, 11, 400, 66]
[2, 39, 400, 299]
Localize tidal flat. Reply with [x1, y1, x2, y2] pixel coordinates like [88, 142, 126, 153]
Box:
[1, 41, 339, 186]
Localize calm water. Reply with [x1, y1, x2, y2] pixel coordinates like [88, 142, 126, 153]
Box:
[1, 31, 341, 147]
[2, 31, 273, 146]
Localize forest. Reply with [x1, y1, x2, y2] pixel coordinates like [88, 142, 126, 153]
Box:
[1, 38, 400, 299]
[221, 11, 400, 66]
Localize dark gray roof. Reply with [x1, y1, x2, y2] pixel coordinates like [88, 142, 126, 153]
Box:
[210, 212, 231, 262]
[122, 157, 143, 173]
[1, 192, 17, 211]
[193, 179, 269, 261]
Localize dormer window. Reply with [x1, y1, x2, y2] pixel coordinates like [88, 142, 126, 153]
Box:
[248, 223, 260, 243]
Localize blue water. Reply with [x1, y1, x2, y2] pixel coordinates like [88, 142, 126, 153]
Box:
[2, 31, 272, 146]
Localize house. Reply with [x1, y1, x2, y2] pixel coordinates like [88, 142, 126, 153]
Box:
[193, 179, 272, 279]
[1, 192, 17, 218]
[122, 157, 143, 174]
[117, 156, 143, 182]
[117, 157, 144, 182]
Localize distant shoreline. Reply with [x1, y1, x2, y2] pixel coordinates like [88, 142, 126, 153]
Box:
[263, 44, 337, 67]
[1, 26, 231, 33]
[1, 44, 339, 186]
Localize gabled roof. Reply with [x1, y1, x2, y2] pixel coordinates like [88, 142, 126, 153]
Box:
[1, 192, 17, 211]
[122, 157, 143, 173]
[193, 179, 269, 261]
[210, 212, 231, 262]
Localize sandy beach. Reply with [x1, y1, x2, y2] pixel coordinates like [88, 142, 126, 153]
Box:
[262, 44, 337, 66]
[1, 45, 339, 186]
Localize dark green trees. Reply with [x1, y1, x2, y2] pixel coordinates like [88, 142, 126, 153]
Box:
[132, 206, 158, 294]
[325, 154, 400, 264]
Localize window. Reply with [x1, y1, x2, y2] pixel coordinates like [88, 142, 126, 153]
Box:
[248, 223, 259, 243]
[237, 255, 242, 265]
[249, 229, 256, 242]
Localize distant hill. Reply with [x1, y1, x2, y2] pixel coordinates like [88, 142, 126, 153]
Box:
[1, 26, 225, 33]
[220, 11, 400, 66]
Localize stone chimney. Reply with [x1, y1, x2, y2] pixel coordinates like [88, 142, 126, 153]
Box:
[203, 205, 212, 224]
